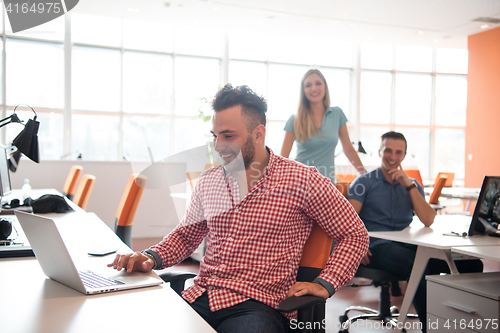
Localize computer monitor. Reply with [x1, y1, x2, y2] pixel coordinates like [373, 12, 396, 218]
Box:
[0, 145, 12, 198]
[468, 176, 500, 237]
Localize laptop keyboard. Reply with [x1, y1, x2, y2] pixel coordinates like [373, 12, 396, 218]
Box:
[79, 270, 125, 289]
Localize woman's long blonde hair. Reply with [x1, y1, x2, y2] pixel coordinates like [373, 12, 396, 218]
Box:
[294, 69, 331, 142]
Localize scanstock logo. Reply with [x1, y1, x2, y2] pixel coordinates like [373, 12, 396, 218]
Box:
[2, 0, 79, 33]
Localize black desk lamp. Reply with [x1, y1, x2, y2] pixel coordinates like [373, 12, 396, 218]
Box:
[0, 105, 40, 171]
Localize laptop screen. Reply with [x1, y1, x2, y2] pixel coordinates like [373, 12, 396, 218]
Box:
[0, 145, 12, 197]
[468, 176, 500, 236]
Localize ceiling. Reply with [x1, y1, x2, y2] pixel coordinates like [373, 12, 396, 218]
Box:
[74, 0, 500, 49]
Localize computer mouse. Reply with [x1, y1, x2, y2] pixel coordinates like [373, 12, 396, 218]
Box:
[0, 218, 12, 240]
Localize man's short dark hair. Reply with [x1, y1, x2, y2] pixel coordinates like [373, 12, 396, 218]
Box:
[212, 84, 267, 132]
[381, 131, 407, 153]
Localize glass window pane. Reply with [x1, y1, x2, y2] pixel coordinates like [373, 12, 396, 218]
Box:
[395, 73, 432, 125]
[268, 34, 314, 65]
[436, 48, 468, 74]
[268, 64, 308, 121]
[6, 39, 63, 108]
[361, 43, 393, 70]
[0, 5, 3, 34]
[72, 46, 121, 112]
[435, 75, 467, 127]
[123, 52, 173, 114]
[228, 61, 267, 98]
[123, 20, 173, 53]
[5, 14, 64, 41]
[229, 31, 267, 61]
[435, 129, 465, 179]
[174, 56, 220, 116]
[358, 126, 391, 166]
[321, 68, 351, 117]
[123, 116, 171, 161]
[72, 14, 122, 47]
[360, 71, 392, 124]
[173, 118, 211, 155]
[72, 114, 120, 160]
[395, 46, 432, 72]
[316, 40, 352, 68]
[265, 121, 286, 156]
[5, 109, 63, 160]
[395, 127, 430, 179]
[0, 41, 3, 104]
[174, 25, 222, 57]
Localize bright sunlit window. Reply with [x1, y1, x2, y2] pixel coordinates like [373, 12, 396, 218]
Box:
[0, 14, 469, 181]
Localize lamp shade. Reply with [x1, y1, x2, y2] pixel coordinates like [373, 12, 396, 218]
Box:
[12, 118, 40, 163]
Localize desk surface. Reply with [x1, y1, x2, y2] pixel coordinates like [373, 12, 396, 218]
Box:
[368, 214, 500, 249]
[423, 187, 480, 200]
[0, 212, 215, 333]
[0, 189, 85, 258]
[452, 245, 500, 262]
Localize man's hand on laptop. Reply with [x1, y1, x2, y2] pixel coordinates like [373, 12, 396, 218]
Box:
[286, 281, 329, 299]
[107, 252, 154, 273]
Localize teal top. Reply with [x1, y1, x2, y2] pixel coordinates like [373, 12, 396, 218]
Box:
[284, 106, 348, 183]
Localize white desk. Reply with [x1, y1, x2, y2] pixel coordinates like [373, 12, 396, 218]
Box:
[423, 187, 480, 210]
[0, 189, 85, 258]
[0, 212, 216, 333]
[452, 245, 500, 262]
[368, 215, 500, 333]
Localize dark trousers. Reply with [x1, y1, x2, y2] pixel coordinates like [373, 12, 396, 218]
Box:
[189, 292, 289, 333]
[367, 241, 483, 333]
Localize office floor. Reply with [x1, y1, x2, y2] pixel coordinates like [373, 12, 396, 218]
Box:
[133, 238, 500, 333]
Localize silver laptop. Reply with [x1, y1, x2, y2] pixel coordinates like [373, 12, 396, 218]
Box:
[15, 211, 163, 295]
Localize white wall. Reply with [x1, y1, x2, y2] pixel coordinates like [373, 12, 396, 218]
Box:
[9, 159, 188, 239]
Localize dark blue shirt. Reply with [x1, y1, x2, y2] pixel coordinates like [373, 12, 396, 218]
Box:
[347, 167, 425, 248]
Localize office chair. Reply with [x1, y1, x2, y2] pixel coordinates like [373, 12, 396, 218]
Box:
[428, 174, 447, 212]
[62, 165, 83, 200]
[186, 164, 215, 190]
[72, 174, 96, 210]
[338, 266, 418, 332]
[436, 172, 454, 187]
[114, 174, 148, 249]
[404, 169, 423, 187]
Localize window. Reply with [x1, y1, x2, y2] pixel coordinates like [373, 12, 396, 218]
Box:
[6, 39, 63, 108]
[268, 64, 308, 121]
[72, 46, 121, 112]
[71, 114, 120, 160]
[0, 15, 468, 184]
[360, 71, 392, 124]
[174, 56, 221, 117]
[123, 52, 173, 114]
[395, 73, 432, 125]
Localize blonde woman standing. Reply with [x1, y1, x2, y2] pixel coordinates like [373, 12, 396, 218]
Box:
[281, 69, 366, 183]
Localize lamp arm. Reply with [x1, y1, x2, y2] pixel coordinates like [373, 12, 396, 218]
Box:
[0, 114, 21, 129]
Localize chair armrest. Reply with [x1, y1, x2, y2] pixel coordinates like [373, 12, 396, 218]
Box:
[158, 271, 197, 295]
[158, 271, 196, 283]
[277, 295, 326, 312]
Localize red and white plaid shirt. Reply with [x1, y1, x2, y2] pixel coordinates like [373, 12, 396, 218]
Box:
[150, 148, 368, 319]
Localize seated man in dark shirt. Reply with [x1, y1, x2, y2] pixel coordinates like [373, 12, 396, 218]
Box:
[347, 131, 482, 332]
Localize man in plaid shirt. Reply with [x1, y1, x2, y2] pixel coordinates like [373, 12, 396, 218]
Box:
[109, 84, 369, 332]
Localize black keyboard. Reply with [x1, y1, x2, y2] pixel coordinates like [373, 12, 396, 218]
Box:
[79, 270, 125, 289]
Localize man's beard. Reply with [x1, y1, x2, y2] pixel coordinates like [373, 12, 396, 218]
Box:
[223, 135, 255, 172]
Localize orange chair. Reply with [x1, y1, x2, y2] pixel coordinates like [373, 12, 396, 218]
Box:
[277, 182, 349, 331]
[429, 174, 448, 212]
[62, 165, 83, 200]
[114, 174, 148, 249]
[336, 173, 358, 183]
[186, 164, 215, 189]
[404, 169, 423, 187]
[436, 172, 455, 187]
[72, 174, 96, 210]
